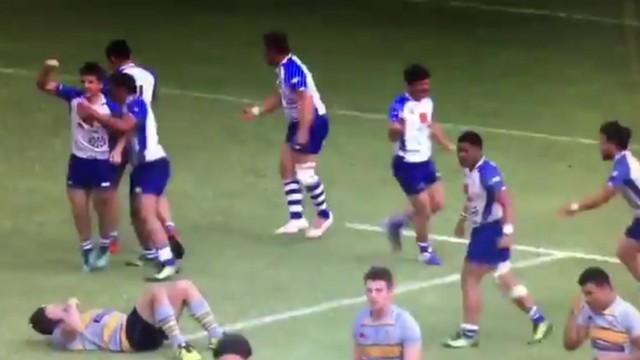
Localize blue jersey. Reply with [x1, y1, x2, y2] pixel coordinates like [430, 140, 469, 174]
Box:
[464, 157, 506, 227]
[277, 54, 327, 122]
[608, 151, 640, 214]
[352, 305, 421, 360]
[388, 93, 434, 163]
[51, 309, 131, 352]
[124, 95, 166, 165]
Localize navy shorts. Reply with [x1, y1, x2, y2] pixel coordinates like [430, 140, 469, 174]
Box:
[125, 307, 166, 352]
[285, 114, 329, 154]
[466, 220, 511, 266]
[392, 156, 440, 196]
[130, 158, 170, 196]
[626, 217, 640, 241]
[66, 154, 116, 190]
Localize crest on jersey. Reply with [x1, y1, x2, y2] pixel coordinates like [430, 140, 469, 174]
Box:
[419, 112, 429, 124]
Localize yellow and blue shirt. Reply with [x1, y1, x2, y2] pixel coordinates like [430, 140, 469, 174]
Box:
[51, 308, 131, 352]
[352, 305, 421, 360]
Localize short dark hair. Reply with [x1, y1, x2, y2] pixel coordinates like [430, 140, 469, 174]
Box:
[600, 121, 632, 150]
[79, 62, 106, 82]
[457, 130, 483, 149]
[578, 267, 612, 288]
[263, 32, 291, 55]
[404, 64, 431, 85]
[364, 266, 394, 288]
[108, 72, 137, 95]
[213, 333, 253, 359]
[105, 39, 132, 60]
[29, 306, 60, 335]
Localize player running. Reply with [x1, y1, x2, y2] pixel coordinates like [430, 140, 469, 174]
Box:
[36, 59, 120, 272]
[241, 31, 333, 238]
[564, 267, 640, 359]
[383, 64, 454, 265]
[104, 39, 183, 262]
[79, 72, 178, 281]
[29, 279, 224, 360]
[443, 131, 552, 348]
[560, 121, 640, 283]
[352, 266, 422, 360]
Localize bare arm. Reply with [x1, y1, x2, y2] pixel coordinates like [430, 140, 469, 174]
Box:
[561, 186, 619, 216]
[78, 103, 136, 134]
[36, 59, 60, 94]
[430, 121, 454, 151]
[353, 345, 362, 360]
[58, 298, 84, 342]
[454, 202, 468, 238]
[241, 93, 281, 120]
[388, 119, 404, 142]
[403, 343, 421, 360]
[110, 133, 130, 165]
[563, 307, 588, 351]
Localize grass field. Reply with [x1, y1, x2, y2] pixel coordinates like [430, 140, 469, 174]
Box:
[1, 0, 640, 359]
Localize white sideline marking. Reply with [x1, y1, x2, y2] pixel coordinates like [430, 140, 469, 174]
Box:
[345, 222, 620, 264]
[185, 253, 564, 340]
[0, 65, 601, 146]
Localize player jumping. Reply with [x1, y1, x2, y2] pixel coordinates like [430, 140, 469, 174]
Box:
[29, 279, 224, 360]
[241, 31, 333, 238]
[443, 131, 552, 348]
[36, 60, 120, 272]
[383, 64, 454, 265]
[560, 121, 640, 283]
[105, 39, 184, 262]
[79, 72, 178, 281]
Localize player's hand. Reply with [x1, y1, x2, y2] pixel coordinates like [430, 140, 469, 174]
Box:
[110, 151, 122, 165]
[454, 219, 466, 238]
[558, 203, 580, 218]
[241, 105, 259, 121]
[498, 234, 513, 249]
[44, 59, 60, 69]
[67, 297, 80, 307]
[570, 293, 584, 315]
[443, 141, 455, 152]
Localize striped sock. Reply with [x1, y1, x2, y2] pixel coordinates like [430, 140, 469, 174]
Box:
[283, 179, 304, 220]
[142, 248, 158, 260]
[528, 306, 546, 325]
[80, 239, 93, 266]
[108, 231, 118, 243]
[99, 237, 111, 254]
[460, 323, 479, 339]
[154, 303, 186, 347]
[188, 297, 224, 339]
[157, 246, 176, 266]
[305, 178, 331, 219]
[417, 241, 432, 254]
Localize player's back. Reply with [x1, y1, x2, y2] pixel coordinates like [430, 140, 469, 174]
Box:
[119, 63, 156, 105]
[612, 151, 640, 211]
[352, 305, 421, 360]
[388, 93, 434, 163]
[51, 308, 130, 352]
[277, 54, 326, 121]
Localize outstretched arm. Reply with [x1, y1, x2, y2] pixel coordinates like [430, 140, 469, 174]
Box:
[241, 93, 281, 120]
[36, 59, 61, 95]
[560, 185, 618, 217]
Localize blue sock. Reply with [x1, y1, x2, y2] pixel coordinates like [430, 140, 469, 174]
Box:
[99, 237, 111, 254]
[188, 297, 224, 338]
[528, 306, 546, 325]
[305, 179, 331, 219]
[153, 302, 185, 347]
[417, 241, 432, 254]
[142, 248, 158, 260]
[80, 240, 93, 266]
[461, 323, 479, 339]
[283, 179, 304, 220]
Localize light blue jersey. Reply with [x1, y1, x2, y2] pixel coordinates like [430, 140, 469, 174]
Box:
[51, 309, 131, 352]
[352, 305, 421, 360]
[277, 54, 326, 122]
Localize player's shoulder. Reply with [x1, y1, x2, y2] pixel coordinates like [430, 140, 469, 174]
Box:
[353, 307, 370, 324]
[393, 305, 418, 324]
[281, 55, 305, 72]
[126, 96, 147, 111]
[390, 93, 411, 107]
[615, 297, 640, 317]
[478, 158, 501, 173]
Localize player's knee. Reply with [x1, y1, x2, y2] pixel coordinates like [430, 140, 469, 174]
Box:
[295, 162, 318, 186]
[175, 279, 195, 292]
[431, 197, 445, 214]
[508, 284, 529, 299]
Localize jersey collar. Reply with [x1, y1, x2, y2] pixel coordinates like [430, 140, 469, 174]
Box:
[615, 150, 629, 161]
[279, 54, 293, 66]
[365, 305, 397, 325]
[118, 62, 137, 71]
[472, 157, 486, 171]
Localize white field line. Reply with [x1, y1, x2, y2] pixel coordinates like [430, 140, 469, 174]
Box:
[407, 0, 640, 27]
[0, 65, 601, 146]
[345, 222, 620, 264]
[185, 253, 565, 340]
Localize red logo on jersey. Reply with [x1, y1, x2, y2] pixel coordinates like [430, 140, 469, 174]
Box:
[419, 112, 429, 124]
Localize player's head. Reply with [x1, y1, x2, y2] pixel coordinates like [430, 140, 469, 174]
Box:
[108, 72, 137, 103]
[105, 39, 132, 70]
[79, 62, 106, 96]
[263, 31, 291, 66]
[363, 266, 394, 312]
[404, 64, 431, 100]
[456, 130, 484, 169]
[29, 304, 65, 336]
[213, 333, 253, 360]
[599, 121, 632, 160]
[578, 267, 616, 312]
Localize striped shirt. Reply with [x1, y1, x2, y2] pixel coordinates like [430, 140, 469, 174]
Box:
[276, 54, 326, 122]
[608, 151, 640, 215]
[352, 305, 421, 360]
[388, 94, 434, 163]
[51, 309, 131, 352]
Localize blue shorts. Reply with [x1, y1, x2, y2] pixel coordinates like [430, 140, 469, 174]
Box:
[66, 155, 116, 190]
[626, 217, 640, 241]
[392, 156, 440, 196]
[466, 220, 511, 266]
[285, 114, 329, 154]
[130, 158, 171, 196]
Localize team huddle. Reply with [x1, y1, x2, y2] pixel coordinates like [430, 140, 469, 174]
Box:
[29, 30, 640, 360]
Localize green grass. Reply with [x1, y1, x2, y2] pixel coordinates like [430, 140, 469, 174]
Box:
[1, 0, 640, 359]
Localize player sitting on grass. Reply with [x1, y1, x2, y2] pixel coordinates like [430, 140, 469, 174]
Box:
[29, 279, 224, 360]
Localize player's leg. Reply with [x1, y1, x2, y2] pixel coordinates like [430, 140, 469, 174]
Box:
[89, 160, 120, 268]
[132, 284, 201, 360]
[108, 160, 128, 254]
[66, 155, 95, 271]
[275, 127, 308, 234]
[426, 180, 445, 215]
[617, 219, 640, 281]
[408, 189, 440, 264]
[495, 268, 552, 343]
[157, 195, 184, 258]
[293, 115, 332, 238]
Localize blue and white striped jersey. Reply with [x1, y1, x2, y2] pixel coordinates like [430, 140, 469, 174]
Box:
[608, 151, 640, 215]
[277, 54, 326, 122]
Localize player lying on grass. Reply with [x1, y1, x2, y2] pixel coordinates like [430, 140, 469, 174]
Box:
[443, 131, 552, 348]
[29, 279, 224, 360]
[564, 267, 640, 360]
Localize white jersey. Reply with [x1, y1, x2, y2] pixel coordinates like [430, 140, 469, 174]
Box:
[388, 93, 434, 163]
[277, 54, 326, 122]
[56, 84, 119, 160]
[124, 95, 166, 164]
[608, 151, 640, 216]
[464, 158, 506, 226]
[118, 63, 156, 106]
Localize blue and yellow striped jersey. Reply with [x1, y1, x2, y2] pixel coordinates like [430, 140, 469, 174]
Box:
[51, 308, 131, 352]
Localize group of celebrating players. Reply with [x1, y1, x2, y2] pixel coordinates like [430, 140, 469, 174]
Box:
[27, 29, 640, 360]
